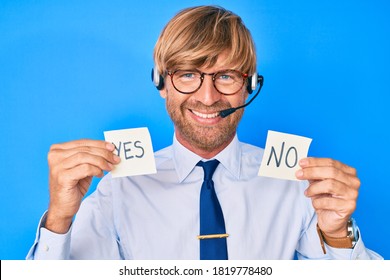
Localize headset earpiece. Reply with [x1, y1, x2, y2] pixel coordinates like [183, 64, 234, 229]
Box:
[247, 73, 264, 93]
[151, 68, 165, 90]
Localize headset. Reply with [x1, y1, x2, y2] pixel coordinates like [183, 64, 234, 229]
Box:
[151, 68, 165, 91]
[151, 68, 264, 118]
[152, 68, 261, 93]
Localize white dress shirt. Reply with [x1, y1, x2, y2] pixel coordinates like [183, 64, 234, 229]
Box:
[27, 135, 382, 259]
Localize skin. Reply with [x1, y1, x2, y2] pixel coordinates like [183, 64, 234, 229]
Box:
[160, 53, 247, 159]
[46, 53, 360, 240]
[46, 140, 121, 233]
[296, 158, 360, 237]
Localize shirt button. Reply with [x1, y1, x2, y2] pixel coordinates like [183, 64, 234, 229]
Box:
[43, 244, 49, 252]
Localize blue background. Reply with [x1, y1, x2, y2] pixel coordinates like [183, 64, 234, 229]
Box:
[0, 0, 389, 259]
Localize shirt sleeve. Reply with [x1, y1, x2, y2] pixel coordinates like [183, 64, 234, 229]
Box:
[26, 175, 123, 260]
[26, 212, 71, 260]
[295, 192, 383, 260]
[324, 228, 383, 260]
[297, 221, 383, 260]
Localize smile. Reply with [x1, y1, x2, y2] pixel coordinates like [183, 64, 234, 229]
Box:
[191, 110, 220, 119]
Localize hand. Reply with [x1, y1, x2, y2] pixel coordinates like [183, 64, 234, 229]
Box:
[296, 157, 360, 238]
[45, 139, 121, 233]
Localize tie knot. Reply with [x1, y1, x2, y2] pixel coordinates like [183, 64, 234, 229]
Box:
[197, 159, 219, 181]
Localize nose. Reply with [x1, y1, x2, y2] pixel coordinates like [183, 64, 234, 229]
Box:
[192, 74, 221, 106]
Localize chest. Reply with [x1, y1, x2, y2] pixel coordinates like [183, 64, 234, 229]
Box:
[113, 177, 308, 259]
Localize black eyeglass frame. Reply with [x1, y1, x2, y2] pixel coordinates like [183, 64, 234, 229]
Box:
[166, 69, 249, 95]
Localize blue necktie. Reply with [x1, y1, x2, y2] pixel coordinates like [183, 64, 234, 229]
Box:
[197, 160, 228, 260]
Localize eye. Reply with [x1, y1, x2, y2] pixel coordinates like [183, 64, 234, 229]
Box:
[219, 74, 232, 80]
[175, 70, 199, 81]
[216, 71, 241, 83]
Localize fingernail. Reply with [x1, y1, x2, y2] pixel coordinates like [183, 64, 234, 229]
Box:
[296, 170, 304, 178]
[113, 155, 121, 163]
[299, 158, 308, 167]
[106, 142, 115, 151]
[107, 163, 114, 170]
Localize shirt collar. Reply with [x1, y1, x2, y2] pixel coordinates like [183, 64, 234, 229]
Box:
[172, 133, 242, 183]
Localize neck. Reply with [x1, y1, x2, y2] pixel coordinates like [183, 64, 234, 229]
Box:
[175, 130, 235, 159]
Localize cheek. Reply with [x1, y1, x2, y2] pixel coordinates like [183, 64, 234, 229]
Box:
[165, 83, 189, 102]
[165, 89, 189, 113]
[226, 92, 247, 107]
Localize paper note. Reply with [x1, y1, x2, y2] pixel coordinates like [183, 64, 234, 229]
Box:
[258, 130, 312, 181]
[104, 127, 157, 178]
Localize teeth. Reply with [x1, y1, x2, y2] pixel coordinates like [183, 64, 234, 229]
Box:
[192, 110, 219, 119]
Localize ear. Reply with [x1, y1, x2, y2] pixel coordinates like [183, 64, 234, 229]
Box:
[159, 88, 167, 99]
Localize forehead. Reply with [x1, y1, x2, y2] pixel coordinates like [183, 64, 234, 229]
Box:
[175, 52, 241, 72]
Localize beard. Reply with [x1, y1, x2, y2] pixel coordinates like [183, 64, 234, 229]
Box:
[165, 93, 245, 152]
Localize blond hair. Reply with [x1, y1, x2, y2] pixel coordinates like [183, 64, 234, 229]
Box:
[153, 5, 256, 75]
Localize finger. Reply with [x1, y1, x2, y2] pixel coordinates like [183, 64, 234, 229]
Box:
[299, 157, 357, 176]
[49, 145, 121, 166]
[296, 163, 360, 189]
[50, 139, 115, 152]
[78, 177, 94, 196]
[58, 152, 116, 172]
[311, 195, 357, 216]
[56, 164, 105, 188]
[305, 179, 359, 200]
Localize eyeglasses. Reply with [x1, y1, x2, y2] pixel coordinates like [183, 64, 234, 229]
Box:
[166, 69, 248, 95]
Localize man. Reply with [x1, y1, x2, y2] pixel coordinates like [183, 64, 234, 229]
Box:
[27, 5, 381, 259]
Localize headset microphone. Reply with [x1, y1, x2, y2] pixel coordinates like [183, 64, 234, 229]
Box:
[219, 74, 264, 118]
